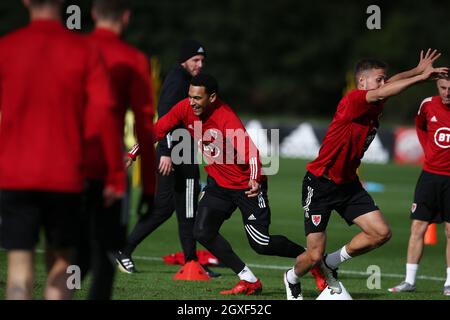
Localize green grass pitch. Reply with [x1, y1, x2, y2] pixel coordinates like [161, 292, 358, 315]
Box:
[1, 159, 448, 300]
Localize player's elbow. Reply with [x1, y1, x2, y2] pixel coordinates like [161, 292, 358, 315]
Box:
[366, 90, 386, 103]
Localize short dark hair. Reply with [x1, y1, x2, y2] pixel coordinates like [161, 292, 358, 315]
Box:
[93, 0, 130, 21]
[29, 0, 63, 7]
[355, 59, 388, 78]
[190, 74, 219, 95]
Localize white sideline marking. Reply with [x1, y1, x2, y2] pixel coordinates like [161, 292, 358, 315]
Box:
[4, 249, 444, 282]
[132, 255, 446, 282]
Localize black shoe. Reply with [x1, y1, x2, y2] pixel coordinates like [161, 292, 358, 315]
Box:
[202, 265, 221, 278]
[115, 251, 137, 274]
[283, 271, 303, 300]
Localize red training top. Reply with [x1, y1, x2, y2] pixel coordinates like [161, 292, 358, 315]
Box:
[86, 27, 156, 195]
[153, 98, 264, 189]
[416, 96, 450, 176]
[0, 19, 124, 192]
[307, 89, 384, 184]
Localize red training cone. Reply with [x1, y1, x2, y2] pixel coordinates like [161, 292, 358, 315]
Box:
[173, 260, 210, 281]
[424, 223, 437, 245]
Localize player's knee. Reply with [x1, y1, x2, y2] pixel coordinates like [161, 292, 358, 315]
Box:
[193, 226, 214, 244]
[308, 249, 325, 265]
[381, 228, 392, 244]
[410, 220, 428, 238]
[373, 226, 391, 246]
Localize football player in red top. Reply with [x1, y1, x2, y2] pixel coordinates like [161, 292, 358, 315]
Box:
[135, 73, 326, 295]
[283, 49, 448, 299]
[70, 0, 156, 300]
[389, 77, 450, 296]
[0, 0, 125, 300]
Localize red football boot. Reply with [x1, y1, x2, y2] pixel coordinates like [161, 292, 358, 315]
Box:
[220, 279, 263, 295]
[310, 264, 327, 291]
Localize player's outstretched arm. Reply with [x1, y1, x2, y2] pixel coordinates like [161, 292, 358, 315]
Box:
[366, 65, 448, 103]
[387, 49, 442, 83]
[126, 100, 187, 163]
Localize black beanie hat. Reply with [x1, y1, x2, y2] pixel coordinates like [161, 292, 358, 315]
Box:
[178, 39, 206, 63]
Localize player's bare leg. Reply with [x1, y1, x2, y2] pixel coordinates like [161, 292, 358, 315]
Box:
[324, 210, 391, 275]
[445, 222, 450, 295]
[293, 232, 326, 276]
[6, 250, 34, 300]
[345, 210, 391, 257]
[407, 220, 428, 264]
[445, 222, 450, 269]
[284, 232, 326, 299]
[388, 219, 426, 292]
[44, 249, 73, 300]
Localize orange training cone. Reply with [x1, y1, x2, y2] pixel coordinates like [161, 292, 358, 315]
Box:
[173, 260, 210, 281]
[424, 223, 437, 245]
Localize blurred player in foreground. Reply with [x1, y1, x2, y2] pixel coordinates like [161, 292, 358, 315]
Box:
[72, 0, 156, 300]
[0, 0, 125, 299]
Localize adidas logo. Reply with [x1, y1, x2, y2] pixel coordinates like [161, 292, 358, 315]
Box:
[248, 214, 256, 221]
[197, 47, 205, 53]
[431, 116, 438, 122]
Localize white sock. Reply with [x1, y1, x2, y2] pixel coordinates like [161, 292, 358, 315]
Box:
[445, 267, 450, 287]
[286, 267, 299, 284]
[325, 246, 352, 269]
[405, 263, 419, 285]
[238, 265, 258, 283]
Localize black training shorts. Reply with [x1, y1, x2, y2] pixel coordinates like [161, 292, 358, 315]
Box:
[0, 190, 81, 250]
[410, 170, 450, 223]
[302, 171, 379, 235]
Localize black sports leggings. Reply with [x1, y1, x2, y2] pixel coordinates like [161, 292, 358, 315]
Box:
[193, 202, 306, 274]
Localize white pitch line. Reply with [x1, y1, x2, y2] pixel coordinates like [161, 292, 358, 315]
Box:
[133, 255, 446, 282]
[4, 250, 444, 282]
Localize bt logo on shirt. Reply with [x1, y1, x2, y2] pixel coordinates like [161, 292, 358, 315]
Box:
[434, 127, 450, 149]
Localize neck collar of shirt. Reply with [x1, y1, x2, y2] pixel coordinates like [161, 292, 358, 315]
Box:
[93, 27, 120, 39]
[29, 19, 63, 30]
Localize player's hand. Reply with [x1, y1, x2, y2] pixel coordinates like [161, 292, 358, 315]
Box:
[125, 156, 134, 168]
[159, 156, 173, 176]
[245, 179, 260, 198]
[416, 49, 442, 74]
[103, 185, 124, 207]
[421, 66, 449, 81]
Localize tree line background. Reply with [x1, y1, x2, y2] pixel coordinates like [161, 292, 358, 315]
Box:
[1, 0, 449, 124]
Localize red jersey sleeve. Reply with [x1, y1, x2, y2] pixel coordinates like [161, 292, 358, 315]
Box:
[128, 143, 140, 160]
[127, 100, 187, 160]
[85, 47, 125, 193]
[154, 99, 187, 141]
[416, 98, 430, 151]
[129, 52, 156, 195]
[225, 114, 262, 183]
[345, 90, 369, 119]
